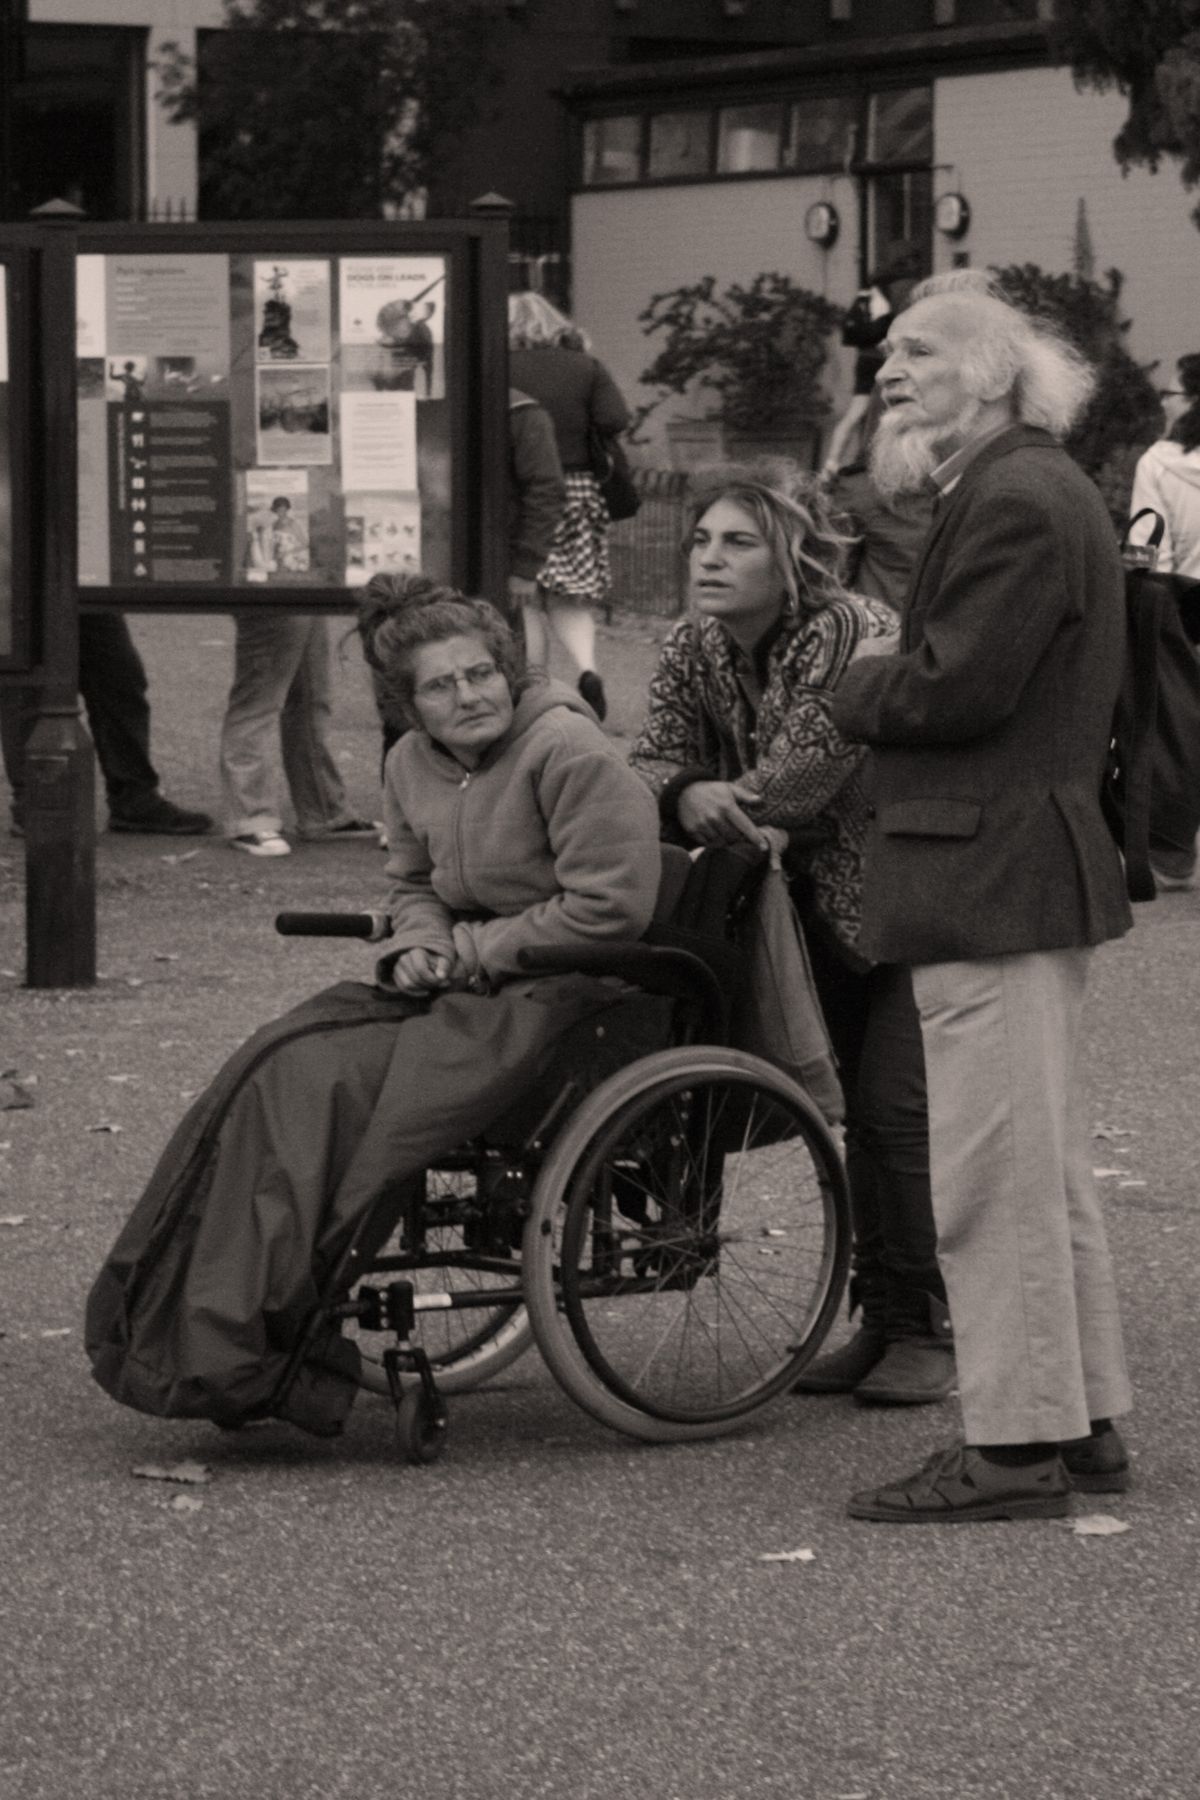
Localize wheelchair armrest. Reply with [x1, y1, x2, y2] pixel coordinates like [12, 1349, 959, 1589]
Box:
[515, 942, 726, 1039]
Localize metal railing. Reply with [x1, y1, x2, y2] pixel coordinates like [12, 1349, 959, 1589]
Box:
[607, 469, 689, 618]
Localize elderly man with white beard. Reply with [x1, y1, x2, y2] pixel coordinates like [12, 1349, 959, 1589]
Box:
[830, 274, 1135, 1523]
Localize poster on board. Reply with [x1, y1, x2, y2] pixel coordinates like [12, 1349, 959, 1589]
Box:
[339, 257, 446, 400]
[255, 363, 333, 467]
[242, 470, 312, 581]
[344, 492, 421, 587]
[253, 260, 332, 364]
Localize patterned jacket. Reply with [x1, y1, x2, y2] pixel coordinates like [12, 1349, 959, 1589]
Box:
[630, 597, 897, 956]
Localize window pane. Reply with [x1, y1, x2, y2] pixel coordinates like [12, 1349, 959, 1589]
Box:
[783, 96, 857, 173]
[647, 111, 712, 180]
[868, 87, 932, 165]
[717, 103, 783, 174]
[582, 116, 642, 186]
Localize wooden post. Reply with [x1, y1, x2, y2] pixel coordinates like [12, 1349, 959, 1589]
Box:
[24, 210, 96, 987]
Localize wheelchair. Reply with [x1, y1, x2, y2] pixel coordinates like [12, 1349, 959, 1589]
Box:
[274, 847, 851, 1464]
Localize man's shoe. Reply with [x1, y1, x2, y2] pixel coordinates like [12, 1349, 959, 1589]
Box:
[847, 1443, 1070, 1524]
[229, 831, 291, 858]
[791, 1326, 886, 1394]
[578, 671, 608, 722]
[298, 817, 382, 842]
[1060, 1425, 1132, 1494]
[110, 795, 213, 835]
[854, 1337, 956, 1406]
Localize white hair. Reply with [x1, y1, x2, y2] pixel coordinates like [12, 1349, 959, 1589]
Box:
[905, 273, 1095, 438]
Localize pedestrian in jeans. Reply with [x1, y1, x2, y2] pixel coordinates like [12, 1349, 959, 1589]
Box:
[219, 613, 377, 857]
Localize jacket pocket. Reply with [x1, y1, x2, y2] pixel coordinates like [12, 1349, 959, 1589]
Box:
[878, 798, 982, 838]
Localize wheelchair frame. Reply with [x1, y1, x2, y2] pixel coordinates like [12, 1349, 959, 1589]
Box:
[275, 871, 851, 1464]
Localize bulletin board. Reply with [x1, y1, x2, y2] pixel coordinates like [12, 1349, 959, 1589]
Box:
[71, 220, 509, 611]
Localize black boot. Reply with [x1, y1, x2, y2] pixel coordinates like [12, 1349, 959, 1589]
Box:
[854, 1288, 956, 1406]
[792, 1270, 887, 1394]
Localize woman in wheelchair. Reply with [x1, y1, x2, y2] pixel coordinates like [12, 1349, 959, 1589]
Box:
[86, 579, 662, 1437]
[631, 462, 955, 1407]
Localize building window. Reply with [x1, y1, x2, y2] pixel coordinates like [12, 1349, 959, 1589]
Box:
[783, 95, 857, 172]
[716, 103, 784, 174]
[867, 168, 934, 279]
[866, 86, 932, 166]
[582, 115, 643, 187]
[9, 24, 144, 220]
[647, 110, 712, 180]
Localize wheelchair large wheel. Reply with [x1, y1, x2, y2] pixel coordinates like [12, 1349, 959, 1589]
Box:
[522, 1046, 849, 1442]
[352, 1165, 533, 1398]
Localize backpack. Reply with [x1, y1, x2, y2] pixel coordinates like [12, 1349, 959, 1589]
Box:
[1102, 508, 1200, 900]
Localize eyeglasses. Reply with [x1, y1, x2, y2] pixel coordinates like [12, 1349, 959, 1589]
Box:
[413, 660, 503, 702]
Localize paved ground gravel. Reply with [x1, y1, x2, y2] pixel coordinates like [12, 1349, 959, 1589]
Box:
[2, 612, 1199, 1800]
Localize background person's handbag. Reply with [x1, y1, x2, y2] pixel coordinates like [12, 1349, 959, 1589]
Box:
[587, 423, 641, 522]
[727, 831, 844, 1127]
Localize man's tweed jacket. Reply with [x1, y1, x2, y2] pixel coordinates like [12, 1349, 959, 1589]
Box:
[831, 424, 1133, 965]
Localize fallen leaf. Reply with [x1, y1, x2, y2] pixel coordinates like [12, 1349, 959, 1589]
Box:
[87, 1122, 123, 1134]
[758, 1547, 816, 1563]
[63, 1048, 83, 1057]
[40, 1328, 71, 1339]
[152, 953, 180, 963]
[106, 1074, 133, 1084]
[160, 849, 201, 866]
[132, 1460, 213, 1486]
[125, 978, 144, 989]
[0, 1215, 28, 1227]
[1071, 1514, 1131, 1537]
[1118, 1180, 1147, 1190]
[0, 1075, 35, 1111]
[1093, 1168, 1123, 1179]
[169, 1493, 203, 1513]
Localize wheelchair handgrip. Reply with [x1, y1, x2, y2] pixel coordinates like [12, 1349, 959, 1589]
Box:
[275, 911, 393, 940]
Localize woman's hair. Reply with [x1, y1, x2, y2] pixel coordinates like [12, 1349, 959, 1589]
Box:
[906, 271, 1096, 439]
[356, 573, 528, 724]
[683, 460, 856, 617]
[1170, 353, 1200, 452]
[508, 290, 591, 353]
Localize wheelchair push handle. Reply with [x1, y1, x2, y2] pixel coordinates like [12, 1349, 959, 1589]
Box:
[274, 911, 393, 942]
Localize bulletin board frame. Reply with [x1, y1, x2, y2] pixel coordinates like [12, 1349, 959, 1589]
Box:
[0, 242, 35, 673]
[67, 217, 511, 614]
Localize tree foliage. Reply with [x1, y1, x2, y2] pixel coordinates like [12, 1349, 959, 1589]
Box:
[991, 260, 1164, 522]
[1053, 2, 1200, 215]
[155, 0, 499, 220]
[636, 273, 844, 433]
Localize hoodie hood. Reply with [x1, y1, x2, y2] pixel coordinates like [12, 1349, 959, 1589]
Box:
[1140, 438, 1200, 494]
[505, 676, 599, 740]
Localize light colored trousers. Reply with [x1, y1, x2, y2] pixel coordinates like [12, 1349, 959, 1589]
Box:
[911, 948, 1132, 1445]
[219, 614, 351, 837]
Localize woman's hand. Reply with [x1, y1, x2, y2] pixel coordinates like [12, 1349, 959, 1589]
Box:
[389, 946, 454, 996]
[677, 781, 770, 851]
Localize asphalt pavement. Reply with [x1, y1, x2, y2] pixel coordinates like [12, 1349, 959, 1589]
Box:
[1, 612, 1198, 1800]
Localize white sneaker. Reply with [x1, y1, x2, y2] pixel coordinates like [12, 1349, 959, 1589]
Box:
[229, 831, 291, 857]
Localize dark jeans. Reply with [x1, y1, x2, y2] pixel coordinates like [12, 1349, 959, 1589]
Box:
[1, 612, 159, 821]
[803, 913, 944, 1322]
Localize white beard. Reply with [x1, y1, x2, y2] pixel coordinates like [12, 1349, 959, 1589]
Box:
[870, 397, 987, 498]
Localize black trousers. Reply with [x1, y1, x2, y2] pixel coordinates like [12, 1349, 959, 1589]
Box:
[0, 612, 159, 820]
[802, 910, 945, 1324]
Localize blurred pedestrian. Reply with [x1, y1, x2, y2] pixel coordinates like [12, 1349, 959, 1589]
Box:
[508, 290, 631, 721]
[506, 386, 567, 625]
[1, 612, 212, 837]
[833, 274, 1134, 1523]
[218, 615, 377, 857]
[1128, 354, 1200, 889]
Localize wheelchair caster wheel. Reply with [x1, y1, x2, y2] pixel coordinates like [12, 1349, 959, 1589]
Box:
[396, 1386, 446, 1465]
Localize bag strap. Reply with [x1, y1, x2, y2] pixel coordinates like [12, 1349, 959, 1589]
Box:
[1120, 567, 1166, 902]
